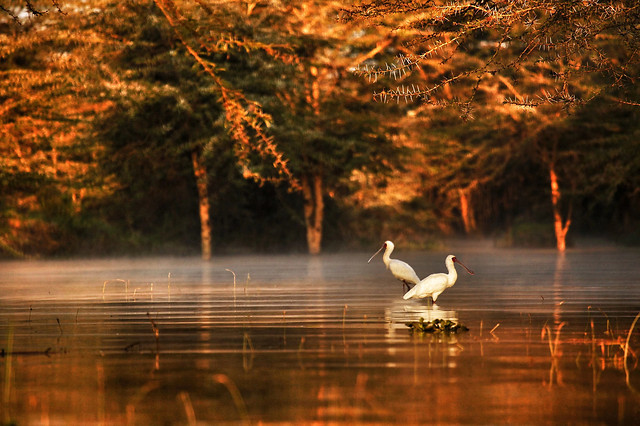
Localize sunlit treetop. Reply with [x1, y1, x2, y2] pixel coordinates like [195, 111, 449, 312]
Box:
[342, 0, 640, 113]
[0, 1, 65, 24]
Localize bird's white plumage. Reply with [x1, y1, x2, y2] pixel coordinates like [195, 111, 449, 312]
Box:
[388, 258, 420, 286]
[369, 241, 420, 289]
[403, 254, 473, 302]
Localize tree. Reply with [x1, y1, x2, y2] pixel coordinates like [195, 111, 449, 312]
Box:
[344, 0, 640, 108]
[84, 1, 306, 259]
[343, 0, 640, 250]
[1, 0, 303, 258]
[150, 0, 306, 259]
[533, 96, 640, 244]
[155, 0, 401, 254]
[0, 1, 114, 256]
[1, 1, 64, 24]
[254, 1, 401, 254]
[2, 0, 401, 257]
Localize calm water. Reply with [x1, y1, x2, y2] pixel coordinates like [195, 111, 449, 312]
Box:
[1, 245, 640, 424]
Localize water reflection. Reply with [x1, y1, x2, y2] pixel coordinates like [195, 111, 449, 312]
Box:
[552, 252, 567, 326]
[385, 299, 458, 336]
[1, 248, 640, 424]
[385, 299, 464, 375]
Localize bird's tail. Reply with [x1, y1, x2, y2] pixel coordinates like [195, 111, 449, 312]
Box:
[403, 286, 416, 300]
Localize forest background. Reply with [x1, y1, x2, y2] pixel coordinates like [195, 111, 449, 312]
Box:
[1, 0, 639, 259]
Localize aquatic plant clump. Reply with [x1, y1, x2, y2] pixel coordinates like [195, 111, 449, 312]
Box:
[406, 318, 469, 334]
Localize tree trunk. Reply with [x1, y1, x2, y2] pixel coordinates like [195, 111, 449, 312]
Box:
[300, 67, 324, 255]
[457, 181, 478, 234]
[301, 173, 324, 255]
[549, 167, 570, 252]
[192, 150, 212, 260]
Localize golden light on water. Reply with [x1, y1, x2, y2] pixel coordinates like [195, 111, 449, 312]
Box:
[1, 250, 639, 423]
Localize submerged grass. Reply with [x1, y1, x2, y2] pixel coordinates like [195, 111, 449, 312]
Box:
[406, 318, 469, 334]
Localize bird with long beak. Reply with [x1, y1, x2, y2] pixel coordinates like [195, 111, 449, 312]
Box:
[368, 241, 420, 291]
[403, 255, 474, 303]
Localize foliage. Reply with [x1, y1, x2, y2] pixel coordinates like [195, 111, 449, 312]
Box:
[203, 0, 405, 253]
[496, 218, 557, 248]
[344, 0, 640, 112]
[0, 1, 115, 256]
[533, 95, 640, 238]
[343, 0, 640, 249]
[151, 0, 300, 189]
[92, 0, 401, 254]
[1, 1, 639, 257]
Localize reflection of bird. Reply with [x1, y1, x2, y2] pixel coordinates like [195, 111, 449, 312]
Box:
[368, 241, 420, 291]
[403, 255, 474, 302]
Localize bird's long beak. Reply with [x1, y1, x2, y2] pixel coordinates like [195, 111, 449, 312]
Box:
[454, 258, 475, 275]
[367, 245, 384, 263]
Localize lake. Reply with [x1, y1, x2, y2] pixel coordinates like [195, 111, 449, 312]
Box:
[1, 244, 640, 424]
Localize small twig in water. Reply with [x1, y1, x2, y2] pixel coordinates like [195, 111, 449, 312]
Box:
[298, 337, 306, 370]
[243, 333, 254, 371]
[211, 374, 249, 423]
[542, 322, 566, 357]
[123, 342, 141, 352]
[283, 310, 287, 345]
[624, 311, 640, 394]
[102, 279, 128, 296]
[168, 272, 171, 301]
[178, 391, 197, 425]
[343, 305, 348, 328]
[225, 269, 237, 292]
[147, 312, 160, 351]
[3, 328, 14, 407]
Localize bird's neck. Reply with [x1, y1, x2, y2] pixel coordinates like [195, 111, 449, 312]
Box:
[382, 248, 392, 268]
[447, 263, 457, 286]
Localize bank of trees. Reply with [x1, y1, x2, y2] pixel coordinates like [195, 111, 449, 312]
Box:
[344, 0, 640, 250]
[1, 1, 639, 258]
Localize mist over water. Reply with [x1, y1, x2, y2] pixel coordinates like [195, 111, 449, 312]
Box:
[1, 245, 639, 424]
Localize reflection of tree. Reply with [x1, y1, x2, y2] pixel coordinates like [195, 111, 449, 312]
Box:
[552, 253, 567, 325]
[542, 322, 565, 387]
[538, 307, 640, 393]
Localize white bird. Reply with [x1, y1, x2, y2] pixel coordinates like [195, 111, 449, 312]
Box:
[403, 254, 474, 303]
[368, 241, 420, 291]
